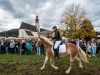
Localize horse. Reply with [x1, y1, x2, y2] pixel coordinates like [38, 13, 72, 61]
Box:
[38, 36, 89, 74]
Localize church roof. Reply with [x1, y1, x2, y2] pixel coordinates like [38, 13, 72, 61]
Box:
[19, 22, 38, 32]
[19, 22, 49, 33]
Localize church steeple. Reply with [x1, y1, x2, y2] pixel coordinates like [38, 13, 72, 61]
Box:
[35, 16, 40, 32]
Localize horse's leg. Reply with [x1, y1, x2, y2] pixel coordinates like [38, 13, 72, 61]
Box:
[65, 54, 75, 74]
[50, 56, 58, 70]
[75, 56, 83, 68]
[40, 54, 48, 70]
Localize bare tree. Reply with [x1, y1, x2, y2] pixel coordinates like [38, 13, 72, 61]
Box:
[61, 4, 87, 37]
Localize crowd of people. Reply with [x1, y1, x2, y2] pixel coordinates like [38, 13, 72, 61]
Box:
[64, 38, 100, 57]
[0, 37, 100, 57]
[0, 38, 45, 56]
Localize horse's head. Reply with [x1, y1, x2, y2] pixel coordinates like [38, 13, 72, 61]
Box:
[38, 35, 53, 45]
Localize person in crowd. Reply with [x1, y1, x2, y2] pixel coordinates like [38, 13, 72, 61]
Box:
[76, 39, 80, 46]
[66, 39, 71, 43]
[61, 36, 66, 44]
[10, 39, 15, 54]
[87, 41, 91, 57]
[28, 39, 32, 44]
[1, 38, 6, 54]
[91, 38, 97, 57]
[31, 39, 36, 54]
[21, 39, 26, 54]
[13, 39, 18, 53]
[26, 40, 31, 55]
[40, 43, 45, 56]
[70, 39, 76, 44]
[15, 39, 20, 54]
[79, 40, 86, 53]
[79, 40, 83, 48]
[96, 39, 100, 55]
[82, 41, 87, 53]
[5, 39, 10, 54]
[36, 39, 40, 56]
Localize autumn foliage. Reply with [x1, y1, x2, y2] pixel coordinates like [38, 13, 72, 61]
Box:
[60, 4, 96, 39]
[75, 19, 96, 39]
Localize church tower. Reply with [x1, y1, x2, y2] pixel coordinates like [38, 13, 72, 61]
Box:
[35, 16, 40, 32]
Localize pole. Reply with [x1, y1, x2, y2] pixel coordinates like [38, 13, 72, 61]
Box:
[20, 40, 22, 55]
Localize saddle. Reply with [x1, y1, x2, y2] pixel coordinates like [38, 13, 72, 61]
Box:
[57, 41, 65, 50]
[52, 41, 66, 53]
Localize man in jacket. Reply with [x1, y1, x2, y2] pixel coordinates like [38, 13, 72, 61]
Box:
[52, 26, 61, 60]
[5, 39, 10, 54]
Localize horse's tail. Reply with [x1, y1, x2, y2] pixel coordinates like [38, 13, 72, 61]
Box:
[78, 46, 89, 63]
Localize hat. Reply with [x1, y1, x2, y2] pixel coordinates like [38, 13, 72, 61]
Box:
[52, 26, 57, 29]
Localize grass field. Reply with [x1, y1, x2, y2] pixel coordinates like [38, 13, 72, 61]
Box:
[0, 54, 100, 75]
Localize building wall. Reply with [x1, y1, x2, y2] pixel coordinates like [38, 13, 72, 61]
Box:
[32, 32, 38, 37]
[19, 29, 38, 38]
[19, 29, 27, 38]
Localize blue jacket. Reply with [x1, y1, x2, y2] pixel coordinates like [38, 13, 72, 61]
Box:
[26, 42, 31, 50]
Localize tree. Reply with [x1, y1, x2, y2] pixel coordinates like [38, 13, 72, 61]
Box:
[12, 34, 17, 37]
[76, 19, 96, 40]
[60, 4, 87, 38]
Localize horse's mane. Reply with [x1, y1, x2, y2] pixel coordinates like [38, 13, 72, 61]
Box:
[40, 36, 53, 45]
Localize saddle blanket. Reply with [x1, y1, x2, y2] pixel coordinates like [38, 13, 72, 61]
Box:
[52, 44, 66, 53]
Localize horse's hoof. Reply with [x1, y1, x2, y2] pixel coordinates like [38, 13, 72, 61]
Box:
[79, 65, 83, 69]
[40, 67, 44, 70]
[65, 71, 70, 74]
[54, 67, 58, 70]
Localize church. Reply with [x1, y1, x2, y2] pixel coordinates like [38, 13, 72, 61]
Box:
[0, 16, 52, 38]
[19, 16, 49, 38]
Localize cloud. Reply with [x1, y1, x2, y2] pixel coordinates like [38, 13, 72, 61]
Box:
[0, 0, 100, 32]
[0, 0, 15, 13]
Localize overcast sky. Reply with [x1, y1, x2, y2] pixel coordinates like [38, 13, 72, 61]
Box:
[0, 0, 100, 32]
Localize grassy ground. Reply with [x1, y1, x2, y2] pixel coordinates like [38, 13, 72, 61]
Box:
[0, 54, 100, 75]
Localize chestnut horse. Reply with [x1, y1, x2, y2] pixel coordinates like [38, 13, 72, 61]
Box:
[39, 36, 89, 74]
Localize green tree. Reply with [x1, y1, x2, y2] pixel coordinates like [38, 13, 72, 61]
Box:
[12, 34, 17, 37]
[76, 19, 96, 40]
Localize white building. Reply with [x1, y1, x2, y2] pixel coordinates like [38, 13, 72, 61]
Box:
[19, 16, 47, 38]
